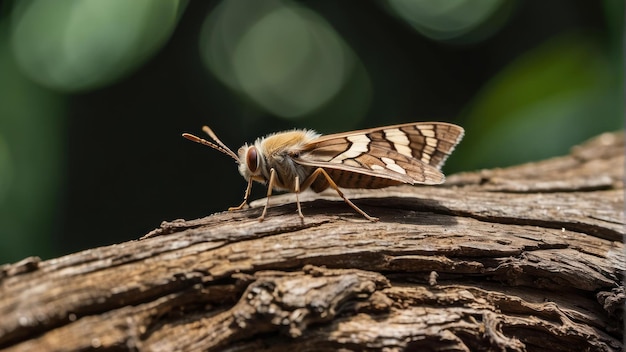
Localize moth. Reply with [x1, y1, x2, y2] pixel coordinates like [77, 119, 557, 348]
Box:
[183, 122, 464, 222]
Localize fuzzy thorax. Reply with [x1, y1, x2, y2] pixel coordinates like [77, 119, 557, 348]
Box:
[237, 129, 321, 191]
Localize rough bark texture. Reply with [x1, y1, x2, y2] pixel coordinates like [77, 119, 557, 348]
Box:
[0, 131, 623, 352]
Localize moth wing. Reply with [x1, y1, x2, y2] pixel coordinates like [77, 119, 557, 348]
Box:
[294, 150, 445, 188]
[293, 122, 462, 187]
[294, 143, 445, 186]
[307, 122, 464, 170]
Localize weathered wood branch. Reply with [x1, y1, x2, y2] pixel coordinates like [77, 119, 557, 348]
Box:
[1, 132, 623, 351]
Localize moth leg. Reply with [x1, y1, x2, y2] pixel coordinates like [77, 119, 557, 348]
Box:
[294, 175, 304, 219]
[301, 168, 379, 222]
[258, 168, 277, 221]
[229, 177, 253, 211]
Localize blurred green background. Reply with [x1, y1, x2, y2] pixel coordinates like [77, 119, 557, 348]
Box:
[0, 0, 622, 264]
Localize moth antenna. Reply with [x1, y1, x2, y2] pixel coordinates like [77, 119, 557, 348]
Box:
[202, 126, 232, 152]
[201, 126, 241, 161]
[182, 131, 240, 163]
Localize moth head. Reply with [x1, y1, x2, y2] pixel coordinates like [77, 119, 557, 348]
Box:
[236, 144, 264, 181]
[182, 126, 266, 182]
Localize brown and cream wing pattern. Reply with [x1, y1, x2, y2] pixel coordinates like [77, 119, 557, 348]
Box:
[293, 122, 464, 189]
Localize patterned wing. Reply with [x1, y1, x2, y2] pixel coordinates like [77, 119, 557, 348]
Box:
[293, 122, 464, 190]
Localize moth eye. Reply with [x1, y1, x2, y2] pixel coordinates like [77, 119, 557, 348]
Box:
[246, 146, 259, 173]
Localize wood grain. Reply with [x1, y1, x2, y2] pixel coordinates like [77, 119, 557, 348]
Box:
[0, 132, 623, 351]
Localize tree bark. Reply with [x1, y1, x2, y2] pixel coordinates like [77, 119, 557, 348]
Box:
[1, 132, 623, 352]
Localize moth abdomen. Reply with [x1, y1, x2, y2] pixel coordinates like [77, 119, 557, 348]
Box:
[310, 168, 403, 192]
